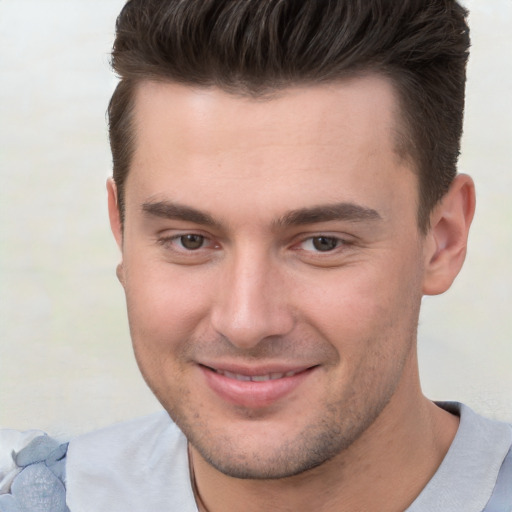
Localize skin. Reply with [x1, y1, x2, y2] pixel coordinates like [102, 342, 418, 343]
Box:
[108, 75, 475, 511]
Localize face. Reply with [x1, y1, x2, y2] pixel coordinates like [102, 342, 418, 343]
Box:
[112, 76, 429, 479]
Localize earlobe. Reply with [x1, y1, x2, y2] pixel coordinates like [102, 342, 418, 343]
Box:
[116, 262, 125, 286]
[422, 174, 476, 295]
[107, 178, 123, 251]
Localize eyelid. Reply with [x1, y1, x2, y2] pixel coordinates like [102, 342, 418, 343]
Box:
[290, 232, 354, 250]
[157, 231, 220, 251]
[299, 236, 343, 252]
[288, 234, 358, 269]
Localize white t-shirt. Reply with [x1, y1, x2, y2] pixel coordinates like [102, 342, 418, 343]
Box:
[65, 402, 512, 512]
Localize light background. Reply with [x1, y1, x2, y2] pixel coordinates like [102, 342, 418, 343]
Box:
[0, 0, 511, 438]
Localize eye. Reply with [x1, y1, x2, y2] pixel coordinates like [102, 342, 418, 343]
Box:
[157, 232, 217, 253]
[301, 236, 343, 252]
[179, 234, 205, 250]
[156, 232, 220, 264]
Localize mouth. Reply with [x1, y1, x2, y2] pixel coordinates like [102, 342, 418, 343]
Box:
[210, 367, 304, 382]
[199, 364, 317, 408]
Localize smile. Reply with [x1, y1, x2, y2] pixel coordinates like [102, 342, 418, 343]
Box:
[200, 364, 316, 408]
[212, 369, 301, 382]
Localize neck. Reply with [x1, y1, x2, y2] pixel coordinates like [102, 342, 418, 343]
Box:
[190, 377, 458, 512]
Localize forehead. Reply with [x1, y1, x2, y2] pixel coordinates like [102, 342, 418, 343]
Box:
[132, 75, 402, 158]
[126, 76, 416, 225]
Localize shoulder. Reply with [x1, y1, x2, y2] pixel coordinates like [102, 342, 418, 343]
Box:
[0, 429, 69, 512]
[66, 411, 186, 480]
[407, 402, 512, 512]
[1, 413, 197, 512]
[67, 410, 186, 478]
[66, 412, 197, 512]
[486, 442, 512, 511]
[69, 410, 180, 452]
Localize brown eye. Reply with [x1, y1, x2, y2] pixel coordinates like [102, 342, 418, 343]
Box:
[180, 234, 205, 250]
[312, 236, 339, 252]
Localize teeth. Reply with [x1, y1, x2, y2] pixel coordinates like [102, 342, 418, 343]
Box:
[223, 370, 251, 381]
[216, 369, 298, 381]
[251, 375, 271, 381]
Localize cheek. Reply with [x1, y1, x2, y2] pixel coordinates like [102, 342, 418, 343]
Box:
[123, 258, 212, 353]
[123, 265, 209, 403]
[299, 258, 423, 353]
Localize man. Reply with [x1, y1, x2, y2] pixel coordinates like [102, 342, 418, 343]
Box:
[1, 0, 511, 511]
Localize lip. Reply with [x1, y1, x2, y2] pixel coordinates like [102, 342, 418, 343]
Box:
[199, 363, 317, 408]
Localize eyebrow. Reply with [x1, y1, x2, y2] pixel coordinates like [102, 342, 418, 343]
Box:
[275, 203, 382, 227]
[142, 200, 381, 229]
[142, 201, 221, 228]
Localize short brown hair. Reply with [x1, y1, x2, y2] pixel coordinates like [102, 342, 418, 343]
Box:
[108, 0, 470, 232]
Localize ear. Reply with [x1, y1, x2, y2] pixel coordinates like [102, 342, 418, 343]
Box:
[107, 178, 123, 250]
[107, 178, 126, 285]
[422, 174, 476, 295]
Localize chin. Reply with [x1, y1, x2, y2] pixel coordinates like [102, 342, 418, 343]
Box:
[183, 410, 373, 480]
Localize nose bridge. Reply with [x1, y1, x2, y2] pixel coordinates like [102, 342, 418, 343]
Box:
[211, 244, 294, 348]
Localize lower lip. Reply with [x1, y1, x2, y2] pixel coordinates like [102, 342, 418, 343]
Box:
[200, 366, 315, 408]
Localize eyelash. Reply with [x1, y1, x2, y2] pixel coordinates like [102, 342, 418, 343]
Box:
[157, 233, 217, 252]
[157, 233, 350, 255]
[296, 235, 347, 253]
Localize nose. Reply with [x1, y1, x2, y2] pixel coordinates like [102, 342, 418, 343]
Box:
[210, 249, 295, 349]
